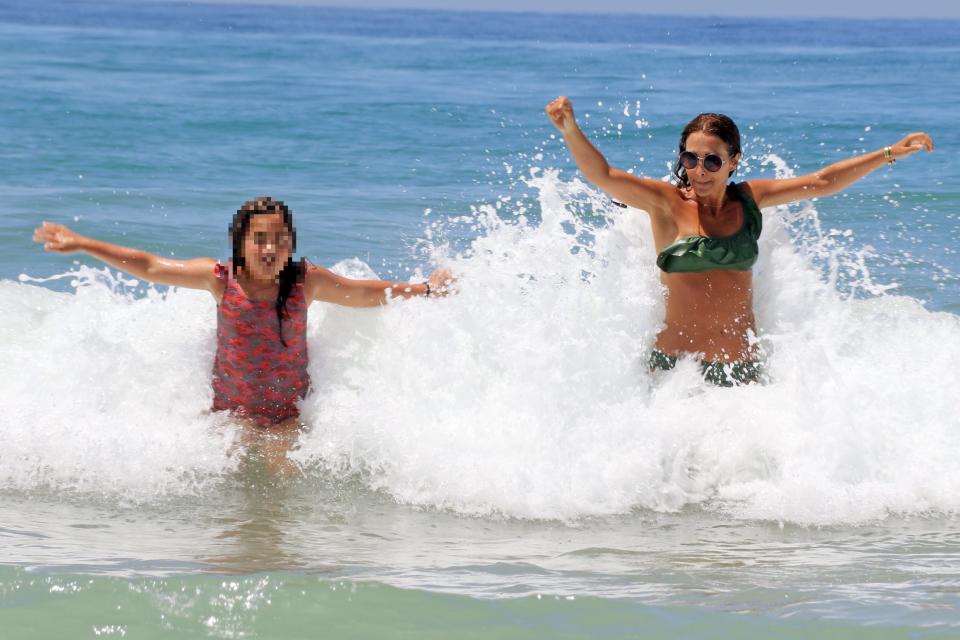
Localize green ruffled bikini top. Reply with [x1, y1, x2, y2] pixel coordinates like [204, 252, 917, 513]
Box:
[656, 182, 762, 273]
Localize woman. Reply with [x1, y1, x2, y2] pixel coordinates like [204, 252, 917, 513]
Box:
[545, 96, 933, 385]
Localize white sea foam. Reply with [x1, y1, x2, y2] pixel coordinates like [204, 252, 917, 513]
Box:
[1, 270, 237, 501]
[2, 168, 959, 524]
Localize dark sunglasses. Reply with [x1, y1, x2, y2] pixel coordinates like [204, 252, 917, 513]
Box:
[678, 151, 729, 173]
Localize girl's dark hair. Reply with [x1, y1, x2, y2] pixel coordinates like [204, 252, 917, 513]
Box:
[229, 196, 303, 346]
[671, 113, 742, 188]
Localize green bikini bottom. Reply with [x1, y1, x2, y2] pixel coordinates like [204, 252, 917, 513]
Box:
[648, 350, 764, 387]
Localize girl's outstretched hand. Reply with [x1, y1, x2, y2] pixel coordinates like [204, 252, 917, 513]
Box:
[33, 222, 84, 253]
[545, 96, 578, 134]
[890, 132, 934, 160]
[427, 267, 457, 297]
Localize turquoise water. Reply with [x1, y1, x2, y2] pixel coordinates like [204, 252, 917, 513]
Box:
[1, 1, 959, 637]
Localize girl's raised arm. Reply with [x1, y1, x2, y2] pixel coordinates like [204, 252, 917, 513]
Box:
[305, 263, 453, 308]
[33, 221, 220, 295]
[747, 132, 934, 209]
[545, 96, 674, 219]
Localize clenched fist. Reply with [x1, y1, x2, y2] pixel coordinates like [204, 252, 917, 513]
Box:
[545, 96, 578, 134]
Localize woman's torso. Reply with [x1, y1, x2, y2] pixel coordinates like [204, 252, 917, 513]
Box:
[651, 182, 760, 362]
[657, 270, 755, 361]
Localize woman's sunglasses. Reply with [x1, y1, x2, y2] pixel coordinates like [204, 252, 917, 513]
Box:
[678, 151, 729, 173]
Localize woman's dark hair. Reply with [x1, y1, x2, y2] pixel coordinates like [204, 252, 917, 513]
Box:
[671, 113, 742, 188]
[229, 196, 303, 346]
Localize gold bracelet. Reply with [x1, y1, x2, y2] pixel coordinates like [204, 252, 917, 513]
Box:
[883, 146, 896, 164]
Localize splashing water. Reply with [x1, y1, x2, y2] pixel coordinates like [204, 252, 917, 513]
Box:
[3, 166, 959, 525]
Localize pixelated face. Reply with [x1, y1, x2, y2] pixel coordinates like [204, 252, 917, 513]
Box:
[242, 213, 294, 280]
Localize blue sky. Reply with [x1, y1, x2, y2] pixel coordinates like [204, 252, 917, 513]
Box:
[199, 0, 960, 19]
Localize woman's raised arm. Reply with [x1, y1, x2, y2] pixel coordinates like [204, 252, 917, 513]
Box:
[33, 221, 220, 294]
[748, 132, 934, 209]
[545, 96, 674, 217]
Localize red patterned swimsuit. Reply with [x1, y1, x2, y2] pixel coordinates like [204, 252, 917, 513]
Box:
[212, 263, 310, 425]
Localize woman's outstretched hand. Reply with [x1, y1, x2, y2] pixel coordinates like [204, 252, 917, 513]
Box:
[545, 96, 578, 134]
[890, 132, 935, 160]
[427, 267, 457, 297]
[33, 222, 84, 253]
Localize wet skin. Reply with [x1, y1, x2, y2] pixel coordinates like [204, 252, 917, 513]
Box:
[655, 131, 755, 362]
[547, 91, 933, 368]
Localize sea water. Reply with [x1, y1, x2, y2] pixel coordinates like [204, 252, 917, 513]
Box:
[1, 1, 959, 637]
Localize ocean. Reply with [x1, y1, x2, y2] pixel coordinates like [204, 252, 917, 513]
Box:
[1, 0, 959, 637]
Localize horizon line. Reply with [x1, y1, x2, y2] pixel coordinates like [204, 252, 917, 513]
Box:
[169, 0, 960, 22]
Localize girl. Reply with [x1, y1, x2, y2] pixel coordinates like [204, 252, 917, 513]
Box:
[33, 196, 452, 428]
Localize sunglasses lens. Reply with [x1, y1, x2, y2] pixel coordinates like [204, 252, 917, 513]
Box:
[703, 154, 724, 172]
[679, 151, 698, 170]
